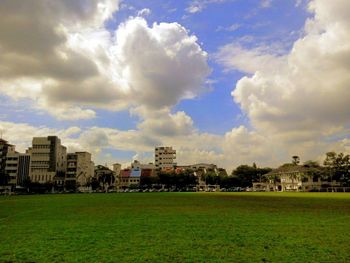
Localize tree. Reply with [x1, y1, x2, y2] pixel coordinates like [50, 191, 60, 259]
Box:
[323, 152, 350, 185]
[231, 165, 272, 187]
[302, 160, 325, 181]
[292, 156, 300, 165]
[90, 177, 100, 191]
[201, 171, 218, 185]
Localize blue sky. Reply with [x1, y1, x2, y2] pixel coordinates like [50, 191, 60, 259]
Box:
[0, 0, 308, 132]
[0, 0, 349, 169]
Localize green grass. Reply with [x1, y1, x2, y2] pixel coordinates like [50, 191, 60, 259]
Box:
[0, 193, 349, 262]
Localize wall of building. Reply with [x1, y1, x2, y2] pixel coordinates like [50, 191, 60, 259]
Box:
[155, 147, 176, 170]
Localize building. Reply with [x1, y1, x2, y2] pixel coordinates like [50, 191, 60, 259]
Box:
[29, 136, 67, 185]
[66, 152, 94, 189]
[252, 164, 341, 192]
[130, 168, 141, 186]
[4, 150, 18, 187]
[117, 168, 141, 189]
[118, 169, 131, 189]
[131, 160, 156, 170]
[17, 154, 31, 187]
[4, 152, 31, 189]
[155, 147, 176, 170]
[113, 163, 122, 176]
[189, 163, 217, 171]
[0, 138, 15, 186]
[95, 165, 115, 191]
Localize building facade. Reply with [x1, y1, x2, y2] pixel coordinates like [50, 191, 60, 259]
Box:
[95, 165, 115, 191]
[29, 136, 67, 185]
[66, 152, 94, 188]
[113, 163, 122, 176]
[131, 160, 156, 170]
[0, 138, 15, 186]
[155, 147, 176, 170]
[4, 152, 31, 189]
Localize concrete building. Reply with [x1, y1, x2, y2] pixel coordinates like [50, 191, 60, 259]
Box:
[252, 164, 340, 192]
[117, 168, 142, 189]
[0, 138, 15, 186]
[4, 150, 18, 187]
[118, 169, 131, 189]
[66, 152, 94, 188]
[155, 147, 176, 170]
[17, 154, 31, 187]
[131, 160, 156, 170]
[189, 163, 217, 171]
[130, 168, 141, 186]
[29, 136, 67, 185]
[95, 165, 115, 191]
[4, 152, 31, 189]
[113, 163, 122, 176]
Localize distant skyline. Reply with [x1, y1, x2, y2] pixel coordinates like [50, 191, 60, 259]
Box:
[0, 0, 349, 169]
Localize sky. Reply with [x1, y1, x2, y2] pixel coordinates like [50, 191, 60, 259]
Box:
[0, 0, 349, 170]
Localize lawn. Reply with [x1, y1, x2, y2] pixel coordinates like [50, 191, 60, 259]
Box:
[0, 192, 349, 262]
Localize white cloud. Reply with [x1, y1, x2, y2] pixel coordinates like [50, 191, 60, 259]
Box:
[215, 0, 350, 164]
[137, 8, 151, 17]
[216, 23, 241, 32]
[260, 0, 272, 8]
[0, 1, 210, 120]
[215, 43, 286, 74]
[186, 0, 229, 14]
[2, 0, 350, 171]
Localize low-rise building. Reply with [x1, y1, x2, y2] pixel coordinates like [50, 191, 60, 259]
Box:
[131, 160, 156, 170]
[118, 169, 131, 189]
[252, 164, 341, 192]
[113, 163, 121, 176]
[95, 165, 115, 191]
[117, 168, 142, 189]
[130, 168, 141, 186]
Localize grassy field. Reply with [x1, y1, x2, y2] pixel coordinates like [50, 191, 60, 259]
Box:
[0, 193, 349, 262]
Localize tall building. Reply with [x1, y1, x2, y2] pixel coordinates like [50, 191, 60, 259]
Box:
[66, 152, 94, 187]
[155, 147, 176, 170]
[5, 152, 31, 188]
[4, 148, 18, 187]
[0, 138, 15, 185]
[29, 136, 67, 184]
[17, 154, 31, 187]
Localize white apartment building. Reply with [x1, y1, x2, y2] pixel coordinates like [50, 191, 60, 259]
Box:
[66, 152, 94, 187]
[5, 152, 31, 188]
[0, 138, 15, 186]
[29, 136, 67, 184]
[155, 147, 176, 170]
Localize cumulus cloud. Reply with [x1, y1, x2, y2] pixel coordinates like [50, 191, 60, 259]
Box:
[0, 0, 210, 120]
[111, 18, 210, 109]
[3, 0, 350, 170]
[216, 0, 350, 162]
